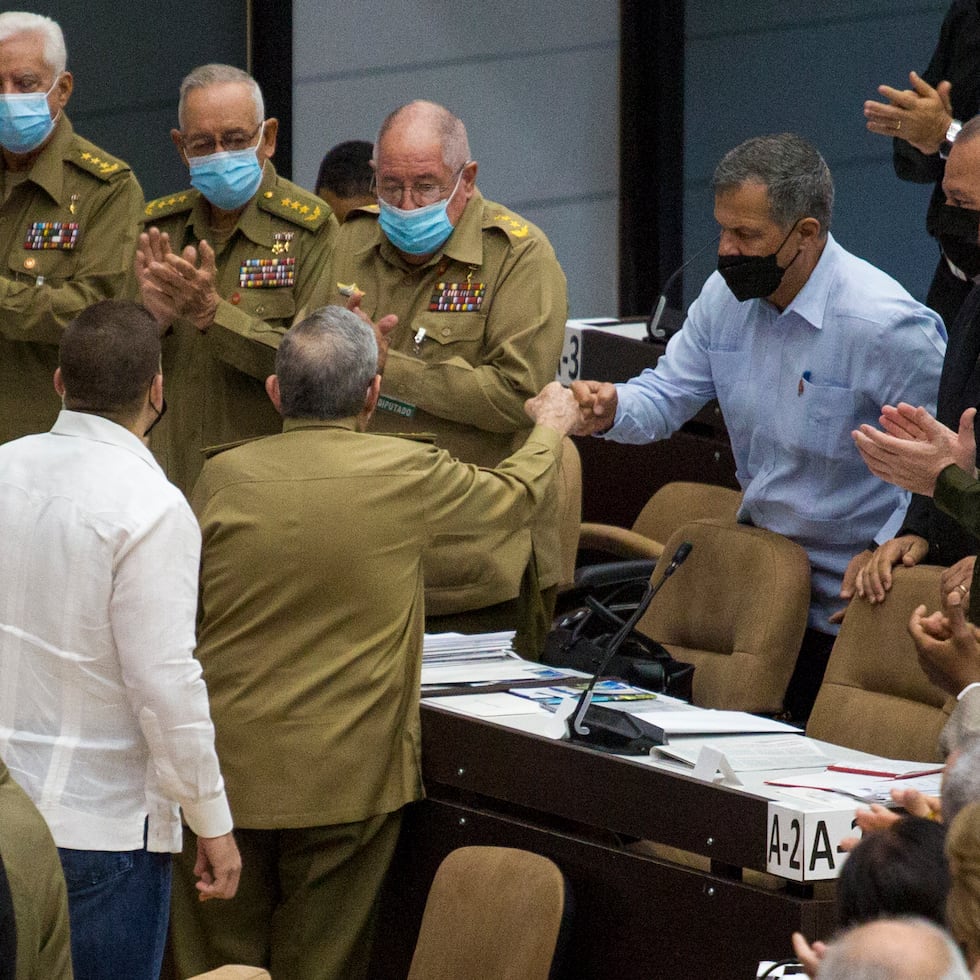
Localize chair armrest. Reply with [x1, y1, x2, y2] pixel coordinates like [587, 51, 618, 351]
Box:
[573, 559, 658, 592]
[578, 522, 665, 560]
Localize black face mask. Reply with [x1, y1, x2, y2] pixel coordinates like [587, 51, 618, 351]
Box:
[934, 203, 980, 280]
[716, 222, 800, 302]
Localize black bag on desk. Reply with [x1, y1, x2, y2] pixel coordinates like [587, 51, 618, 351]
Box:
[541, 601, 695, 701]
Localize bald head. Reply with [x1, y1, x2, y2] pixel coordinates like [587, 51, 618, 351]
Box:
[375, 100, 470, 173]
[817, 918, 970, 979]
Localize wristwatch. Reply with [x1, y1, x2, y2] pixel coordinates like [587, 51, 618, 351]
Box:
[941, 119, 962, 159]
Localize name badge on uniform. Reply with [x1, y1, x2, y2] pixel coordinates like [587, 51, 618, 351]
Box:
[428, 280, 485, 312]
[239, 257, 296, 288]
[24, 221, 79, 250]
[377, 395, 416, 419]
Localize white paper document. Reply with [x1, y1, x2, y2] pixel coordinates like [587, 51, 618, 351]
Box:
[656, 734, 832, 772]
[629, 707, 802, 738]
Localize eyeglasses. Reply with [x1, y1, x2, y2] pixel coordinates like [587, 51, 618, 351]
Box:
[374, 163, 468, 208]
[181, 123, 263, 158]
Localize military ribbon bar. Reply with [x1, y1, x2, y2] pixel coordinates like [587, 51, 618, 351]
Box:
[24, 221, 80, 250]
[427, 281, 486, 312]
[239, 256, 296, 288]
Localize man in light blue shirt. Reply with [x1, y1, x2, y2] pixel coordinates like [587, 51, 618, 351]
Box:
[570, 133, 946, 720]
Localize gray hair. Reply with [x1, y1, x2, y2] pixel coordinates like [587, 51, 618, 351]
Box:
[375, 100, 471, 173]
[178, 64, 264, 129]
[955, 114, 980, 149]
[943, 735, 980, 828]
[275, 306, 378, 420]
[818, 917, 970, 980]
[0, 12, 66, 77]
[712, 133, 834, 234]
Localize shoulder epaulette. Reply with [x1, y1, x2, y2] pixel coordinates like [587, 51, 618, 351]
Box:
[142, 189, 198, 222]
[346, 203, 380, 220]
[68, 135, 132, 183]
[258, 180, 331, 230]
[377, 430, 438, 445]
[201, 435, 267, 460]
[486, 205, 534, 241]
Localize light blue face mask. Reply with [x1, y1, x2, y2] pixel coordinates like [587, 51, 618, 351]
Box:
[377, 171, 463, 255]
[188, 127, 265, 211]
[0, 78, 59, 154]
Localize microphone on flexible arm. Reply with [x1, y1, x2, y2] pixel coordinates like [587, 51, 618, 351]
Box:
[567, 541, 693, 753]
[646, 235, 721, 342]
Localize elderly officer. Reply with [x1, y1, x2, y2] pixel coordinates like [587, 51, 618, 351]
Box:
[170, 306, 578, 979]
[328, 100, 568, 654]
[0, 11, 142, 445]
[137, 63, 337, 494]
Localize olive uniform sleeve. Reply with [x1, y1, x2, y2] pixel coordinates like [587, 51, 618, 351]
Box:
[206, 211, 339, 381]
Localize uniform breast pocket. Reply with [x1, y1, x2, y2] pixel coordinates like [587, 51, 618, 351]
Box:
[9, 244, 77, 283]
[413, 311, 487, 363]
[237, 288, 296, 338]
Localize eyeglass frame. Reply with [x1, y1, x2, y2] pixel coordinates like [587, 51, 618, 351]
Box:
[179, 121, 264, 158]
[372, 161, 471, 208]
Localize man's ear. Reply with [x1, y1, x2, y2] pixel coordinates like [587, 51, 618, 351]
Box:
[459, 159, 478, 201]
[265, 374, 282, 414]
[53, 367, 65, 398]
[364, 374, 382, 417]
[52, 71, 73, 112]
[798, 216, 823, 243]
[258, 117, 278, 161]
[171, 128, 188, 167]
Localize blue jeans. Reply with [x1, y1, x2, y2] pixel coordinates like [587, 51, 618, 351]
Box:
[57, 845, 172, 980]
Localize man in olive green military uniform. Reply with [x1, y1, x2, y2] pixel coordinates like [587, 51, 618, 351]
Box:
[169, 306, 578, 980]
[0, 11, 142, 445]
[0, 758, 73, 980]
[328, 100, 568, 654]
[137, 63, 337, 494]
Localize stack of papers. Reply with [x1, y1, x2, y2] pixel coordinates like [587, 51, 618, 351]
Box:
[422, 630, 517, 662]
[421, 632, 578, 691]
[766, 758, 944, 804]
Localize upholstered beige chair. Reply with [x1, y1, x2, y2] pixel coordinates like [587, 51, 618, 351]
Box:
[806, 564, 955, 763]
[579, 480, 742, 562]
[406, 846, 568, 980]
[635, 518, 811, 713]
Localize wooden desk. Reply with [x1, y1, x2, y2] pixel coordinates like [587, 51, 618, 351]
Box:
[370, 706, 838, 979]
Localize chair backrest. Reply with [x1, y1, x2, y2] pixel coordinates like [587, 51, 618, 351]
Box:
[806, 564, 955, 763]
[636, 518, 811, 713]
[556, 437, 582, 592]
[630, 481, 743, 553]
[406, 845, 568, 980]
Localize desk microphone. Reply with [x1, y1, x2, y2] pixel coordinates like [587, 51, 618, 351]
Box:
[568, 541, 693, 750]
[646, 235, 720, 342]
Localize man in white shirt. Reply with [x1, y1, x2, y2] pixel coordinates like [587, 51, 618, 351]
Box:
[0, 300, 240, 980]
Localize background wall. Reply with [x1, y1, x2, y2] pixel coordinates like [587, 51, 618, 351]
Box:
[290, 0, 620, 318]
[682, 0, 950, 308]
[25, 1, 246, 200]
